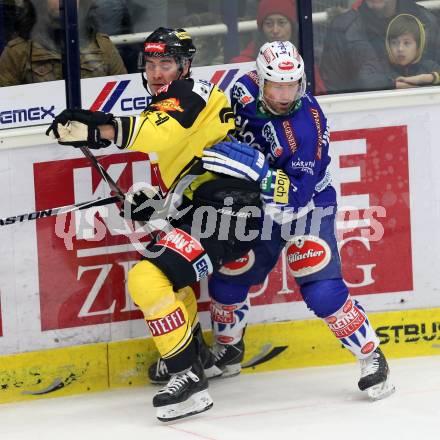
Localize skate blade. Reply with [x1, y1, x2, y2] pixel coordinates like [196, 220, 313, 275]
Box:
[220, 363, 241, 378]
[156, 390, 213, 422]
[366, 378, 396, 401]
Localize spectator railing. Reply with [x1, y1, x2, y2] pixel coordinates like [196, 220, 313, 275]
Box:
[109, 0, 440, 46]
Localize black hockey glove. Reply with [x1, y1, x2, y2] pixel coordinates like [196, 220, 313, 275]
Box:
[120, 188, 164, 222]
[46, 109, 115, 149]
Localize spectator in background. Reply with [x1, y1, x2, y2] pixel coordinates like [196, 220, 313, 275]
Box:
[320, 0, 440, 93]
[0, 0, 35, 54]
[87, 0, 138, 72]
[230, 0, 326, 95]
[231, 0, 296, 63]
[126, 0, 167, 33]
[0, 0, 18, 54]
[0, 0, 127, 87]
[180, 12, 224, 66]
[386, 13, 440, 88]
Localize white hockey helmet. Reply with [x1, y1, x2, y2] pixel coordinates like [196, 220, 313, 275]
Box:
[256, 41, 307, 111]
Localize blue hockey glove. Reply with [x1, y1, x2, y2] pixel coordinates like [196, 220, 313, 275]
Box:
[202, 140, 269, 183]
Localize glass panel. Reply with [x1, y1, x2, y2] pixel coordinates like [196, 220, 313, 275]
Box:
[81, 0, 262, 76]
[229, 0, 299, 66]
[79, 0, 326, 75]
[314, 0, 440, 94]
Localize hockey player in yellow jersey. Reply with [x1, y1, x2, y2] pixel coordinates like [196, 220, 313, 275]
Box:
[47, 27, 263, 421]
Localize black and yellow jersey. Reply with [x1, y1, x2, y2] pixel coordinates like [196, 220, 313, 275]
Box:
[114, 78, 235, 194]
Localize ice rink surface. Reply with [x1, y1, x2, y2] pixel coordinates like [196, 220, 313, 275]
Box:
[1, 355, 439, 440]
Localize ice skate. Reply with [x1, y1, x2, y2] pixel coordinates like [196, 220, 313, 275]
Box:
[211, 337, 245, 378]
[153, 360, 213, 422]
[148, 323, 222, 384]
[358, 347, 395, 401]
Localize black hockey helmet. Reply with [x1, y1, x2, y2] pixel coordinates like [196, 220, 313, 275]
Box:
[142, 27, 196, 60]
[139, 27, 196, 93]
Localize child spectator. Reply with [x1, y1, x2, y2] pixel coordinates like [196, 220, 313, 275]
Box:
[386, 13, 440, 88]
[320, 0, 440, 93]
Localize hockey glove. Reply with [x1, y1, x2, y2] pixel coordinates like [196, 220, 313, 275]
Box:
[202, 140, 269, 183]
[120, 188, 164, 222]
[46, 109, 115, 149]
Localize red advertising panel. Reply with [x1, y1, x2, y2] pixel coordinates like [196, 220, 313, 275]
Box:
[34, 152, 153, 330]
[34, 126, 413, 329]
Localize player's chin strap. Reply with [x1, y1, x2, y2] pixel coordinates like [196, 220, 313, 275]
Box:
[142, 72, 154, 96]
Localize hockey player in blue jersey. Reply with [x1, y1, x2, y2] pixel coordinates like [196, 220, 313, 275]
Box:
[201, 41, 395, 401]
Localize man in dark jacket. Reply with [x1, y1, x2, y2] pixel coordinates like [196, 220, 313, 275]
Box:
[0, 0, 127, 87]
[320, 0, 440, 93]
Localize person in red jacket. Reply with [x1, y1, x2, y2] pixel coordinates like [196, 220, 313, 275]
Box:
[230, 0, 326, 95]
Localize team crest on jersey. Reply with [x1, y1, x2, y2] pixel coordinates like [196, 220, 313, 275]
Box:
[286, 236, 331, 277]
[151, 98, 184, 113]
[218, 250, 255, 276]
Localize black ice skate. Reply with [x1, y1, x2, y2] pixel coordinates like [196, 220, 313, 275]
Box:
[148, 323, 222, 384]
[211, 337, 245, 378]
[153, 360, 213, 422]
[358, 347, 395, 401]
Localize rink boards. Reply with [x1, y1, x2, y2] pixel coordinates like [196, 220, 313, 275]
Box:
[0, 306, 439, 403]
[2, 68, 440, 403]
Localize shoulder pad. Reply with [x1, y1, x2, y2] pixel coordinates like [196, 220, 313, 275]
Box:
[155, 78, 193, 98]
[244, 70, 259, 86]
[303, 92, 316, 104]
[231, 79, 256, 107]
[192, 79, 214, 103]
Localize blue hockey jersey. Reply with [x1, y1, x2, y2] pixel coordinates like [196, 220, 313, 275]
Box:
[230, 71, 336, 222]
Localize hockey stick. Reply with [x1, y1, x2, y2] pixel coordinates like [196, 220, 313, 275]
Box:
[79, 146, 125, 200]
[0, 194, 120, 226]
